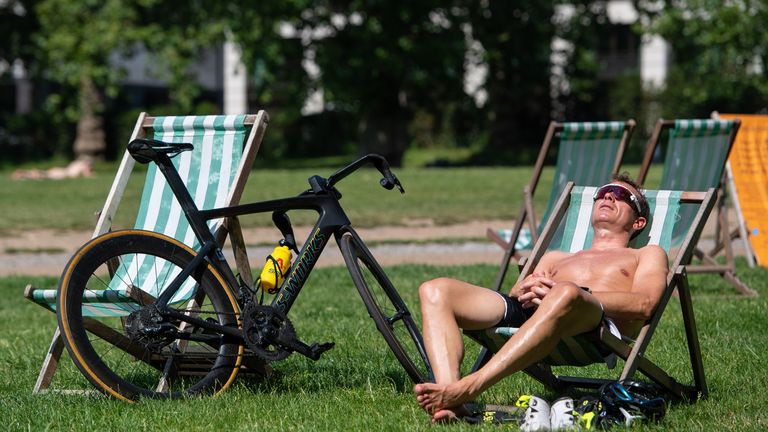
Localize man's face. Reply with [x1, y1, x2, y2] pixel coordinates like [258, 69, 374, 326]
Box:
[591, 182, 645, 233]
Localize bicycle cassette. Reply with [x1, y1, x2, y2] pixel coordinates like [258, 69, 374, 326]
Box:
[124, 305, 176, 352]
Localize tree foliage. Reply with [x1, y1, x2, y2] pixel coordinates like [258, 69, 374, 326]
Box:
[290, 1, 468, 165]
[636, 0, 768, 115]
[0, 0, 40, 69]
[35, 0, 238, 115]
[32, 1, 238, 159]
[3, 0, 689, 165]
[5, 0, 604, 164]
[464, 1, 555, 155]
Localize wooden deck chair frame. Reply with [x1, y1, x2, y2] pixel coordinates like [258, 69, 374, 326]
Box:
[488, 120, 636, 292]
[24, 111, 269, 394]
[471, 182, 717, 401]
[637, 118, 756, 296]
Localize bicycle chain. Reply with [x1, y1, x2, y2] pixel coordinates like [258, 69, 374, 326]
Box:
[134, 302, 294, 364]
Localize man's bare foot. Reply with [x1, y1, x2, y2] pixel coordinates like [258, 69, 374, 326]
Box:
[431, 406, 470, 423]
[414, 382, 473, 414]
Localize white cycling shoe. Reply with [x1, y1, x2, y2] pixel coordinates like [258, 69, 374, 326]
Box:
[517, 395, 551, 431]
[549, 397, 579, 430]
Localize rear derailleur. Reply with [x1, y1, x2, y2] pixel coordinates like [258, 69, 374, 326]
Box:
[124, 305, 178, 351]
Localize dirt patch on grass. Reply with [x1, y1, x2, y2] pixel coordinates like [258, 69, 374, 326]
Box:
[0, 220, 516, 277]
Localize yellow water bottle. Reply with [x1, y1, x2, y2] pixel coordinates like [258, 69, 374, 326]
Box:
[260, 245, 292, 293]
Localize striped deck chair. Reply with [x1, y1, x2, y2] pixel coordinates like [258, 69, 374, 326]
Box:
[467, 183, 718, 401]
[488, 120, 635, 292]
[24, 111, 269, 394]
[637, 118, 755, 296]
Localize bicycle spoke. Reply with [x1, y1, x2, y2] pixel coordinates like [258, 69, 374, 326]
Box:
[58, 231, 242, 399]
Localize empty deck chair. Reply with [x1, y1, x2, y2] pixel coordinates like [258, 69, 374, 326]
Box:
[24, 111, 269, 393]
[636, 118, 755, 296]
[488, 120, 635, 292]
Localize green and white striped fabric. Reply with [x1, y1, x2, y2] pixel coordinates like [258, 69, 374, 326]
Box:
[558, 186, 682, 252]
[101, 115, 248, 314]
[507, 121, 628, 250]
[34, 115, 250, 316]
[550, 122, 627, 218]
[661, 119, 734, 244]
[468, 185, 683, 367]
[466, 323, 610, 367]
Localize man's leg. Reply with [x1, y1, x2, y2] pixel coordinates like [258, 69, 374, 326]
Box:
[417, 277, 507, 420]
[415, 282, 603, 414]
[419, 277, 507, 384]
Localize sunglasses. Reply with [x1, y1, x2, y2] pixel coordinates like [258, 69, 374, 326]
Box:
[593, 183, 644, 216]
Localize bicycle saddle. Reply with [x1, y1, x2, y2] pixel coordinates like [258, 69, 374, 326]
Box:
[128, 138, 194, 164]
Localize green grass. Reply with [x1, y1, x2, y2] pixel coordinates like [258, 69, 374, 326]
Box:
[2, 261, 767, 431]
[0, 161, 660, 234]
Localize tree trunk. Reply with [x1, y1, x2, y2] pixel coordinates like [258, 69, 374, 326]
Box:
[73, 76, 106, 162]
[357, 112, 408, 167]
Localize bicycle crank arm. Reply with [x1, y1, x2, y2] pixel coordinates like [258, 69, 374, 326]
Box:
[274, 335, 335, 361]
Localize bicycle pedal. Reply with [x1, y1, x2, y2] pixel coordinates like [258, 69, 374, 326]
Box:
[309, 342, 335, 360]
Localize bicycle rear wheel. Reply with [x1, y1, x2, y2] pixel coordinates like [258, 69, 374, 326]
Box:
[339, 233, 432, 384]
[57, 230, 243, 401]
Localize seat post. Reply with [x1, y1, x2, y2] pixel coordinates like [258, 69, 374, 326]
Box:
[154, 154, 218, 246]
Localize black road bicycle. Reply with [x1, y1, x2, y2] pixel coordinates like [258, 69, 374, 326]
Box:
[56, 138, 432, 401]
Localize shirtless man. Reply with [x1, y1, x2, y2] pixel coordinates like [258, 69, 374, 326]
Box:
[414, 175, 669, 422]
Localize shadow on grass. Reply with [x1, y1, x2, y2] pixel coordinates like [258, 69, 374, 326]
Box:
[236, 359, 416, 395]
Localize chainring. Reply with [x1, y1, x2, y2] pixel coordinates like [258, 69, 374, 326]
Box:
[241, 304, 295, 362]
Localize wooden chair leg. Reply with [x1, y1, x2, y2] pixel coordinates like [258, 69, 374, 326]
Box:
[491, 244, 517, 293]
[676, 270, 708, 399]
[722, 271, 757, 297]
[33, 327, 65, 394]
[227, 216, 253, 288]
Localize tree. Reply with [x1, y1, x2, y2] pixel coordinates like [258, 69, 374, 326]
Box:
[227, 1, 313, 159]
[298, 1, 468, 166]
[35, 0, 233, 161]
[463, 1, 555, 157]
[35, 1, 136, 161]
[636, 0, 768, 115]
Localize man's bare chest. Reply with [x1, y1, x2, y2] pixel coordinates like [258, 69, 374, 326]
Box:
[549, 250, 638, 288]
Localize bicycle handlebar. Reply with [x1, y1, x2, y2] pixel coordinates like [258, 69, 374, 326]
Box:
[326, 154, 405, 194]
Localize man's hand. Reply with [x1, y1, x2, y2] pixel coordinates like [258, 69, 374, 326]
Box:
[516, 272, 555, 309]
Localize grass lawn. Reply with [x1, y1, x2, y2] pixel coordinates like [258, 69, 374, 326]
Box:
[1, 158, 761, 430]
[0, 161, 662, 233]
[2, 260, 767, 431]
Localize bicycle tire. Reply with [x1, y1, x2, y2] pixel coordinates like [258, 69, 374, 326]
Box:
[339, 233, 432, 384]
[57, 230, 243, 401]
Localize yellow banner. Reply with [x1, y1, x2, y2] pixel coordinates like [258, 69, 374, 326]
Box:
[720, 114, 768, 267]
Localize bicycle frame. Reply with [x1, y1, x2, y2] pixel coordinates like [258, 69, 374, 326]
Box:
[147, 150, 385, 341]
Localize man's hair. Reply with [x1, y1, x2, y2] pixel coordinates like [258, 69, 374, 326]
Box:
[612, 172, 650, 240]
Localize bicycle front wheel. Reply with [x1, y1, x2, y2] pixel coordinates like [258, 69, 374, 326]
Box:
[57, 230, 243, 401]
[339, 233, 432, 384]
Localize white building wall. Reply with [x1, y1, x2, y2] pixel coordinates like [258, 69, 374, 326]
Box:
[223, 41, 248, 115]
[640, 34, 669, 90]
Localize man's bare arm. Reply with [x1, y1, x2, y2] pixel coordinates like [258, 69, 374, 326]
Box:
[592, 245, 668, 321]
[509, 251, 567, 298]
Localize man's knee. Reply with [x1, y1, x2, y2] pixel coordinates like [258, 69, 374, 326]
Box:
[418, 277, 454, 306]
[538, 281, 602, 334]
[544, 282, 588, 312]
